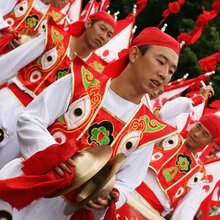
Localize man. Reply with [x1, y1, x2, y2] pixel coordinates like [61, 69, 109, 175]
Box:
[0, 0, 75, 54]
[0, 10, 115, 168]
[0, 27, 180, 219]
[117, 113, 220, 220]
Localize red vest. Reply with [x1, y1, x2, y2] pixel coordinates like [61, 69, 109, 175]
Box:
[17, 18, 71, 96]
[141, 133, 208, 208]
[48, 56, 178, 157]
[3, 0, 67, 34]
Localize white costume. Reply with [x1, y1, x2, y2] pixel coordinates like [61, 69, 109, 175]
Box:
[0, 74, 154, 220]
[0, 0, 78, 31]
[0, 34, 45, 168]
[0, 0, 16, 30]
[171, 160, 220, 220]
[158, 96, 194, 132]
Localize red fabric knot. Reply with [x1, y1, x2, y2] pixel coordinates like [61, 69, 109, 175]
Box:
[177, 33, 191, 46]
[135, 0, 148, 16]
[212, 0, 220, 11]
[167, 2, 181, 14]
[179, 0, 185, 4]
[196, 14, 209, 26]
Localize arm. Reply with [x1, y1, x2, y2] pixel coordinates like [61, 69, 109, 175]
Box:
[115, 143, 154, 208]
[17, 74, 72, 158]
[0, 33, 45, 84]
[0, 0, 17, 16]
[158, 97, 194, 129]
[171, 182, 206, 220]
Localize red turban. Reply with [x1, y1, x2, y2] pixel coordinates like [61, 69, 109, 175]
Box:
[68, 11, 115, 37]
[131, 27, 180, 56]
[200, 113, 220, 139]
[103, 27, 180, 78]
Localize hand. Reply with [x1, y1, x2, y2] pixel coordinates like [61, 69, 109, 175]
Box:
[54, 158, 75, 177]
[84, 190, 119, 211]
[200, 85, 215, 100]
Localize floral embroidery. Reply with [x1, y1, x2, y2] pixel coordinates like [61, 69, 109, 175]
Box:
[176, 154, 192, 172]
[26, 15, 39, 28]
[88, 121, 114, 145]
[163, 167, 178, 182]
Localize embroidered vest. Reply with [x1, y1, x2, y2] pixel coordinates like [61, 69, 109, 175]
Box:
[3, 1, 67, 34]
[48, 56, 178, 158]
[17, 18, 71, 96]
[87, 52, 108, 73]
[149, 133, 208, 207]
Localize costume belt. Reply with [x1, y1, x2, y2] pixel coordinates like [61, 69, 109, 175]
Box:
[8, 83, 33, 107]
[136, 183, 164, 213]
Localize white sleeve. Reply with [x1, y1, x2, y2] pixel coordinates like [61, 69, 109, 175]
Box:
[171, 182, 206, 220]
[115, 143, 154, 208]
[0, 33, 45, 84]
[17, 74, 73, 158]
[0, 13, 9, 29]
[0, 0, 17, 16]
[158, 97, 193, 122]
[158, 97, 194, 129]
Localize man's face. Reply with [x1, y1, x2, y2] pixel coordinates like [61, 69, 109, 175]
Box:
[129, 45, 178, 97]
[185, 122, 214, 153]
[84, 20, 114, 50]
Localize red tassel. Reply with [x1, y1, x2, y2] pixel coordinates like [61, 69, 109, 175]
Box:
[0, 163, 75, 209]
[104, 188, 119, 220]
[0, 140, 79, 209]
[0, 34, 14, 54]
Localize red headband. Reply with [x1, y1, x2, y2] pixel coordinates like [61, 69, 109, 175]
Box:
[131, 27, 180, 56]
[103, 27, 180, 78]
[89, 11, 115, 29]
[68, 11, 115, 37]
[200, 113, 220, 139]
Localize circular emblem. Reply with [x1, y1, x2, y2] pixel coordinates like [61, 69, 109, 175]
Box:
[30, 70, 42, 82]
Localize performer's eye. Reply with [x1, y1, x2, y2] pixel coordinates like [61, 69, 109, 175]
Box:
[64, 95, 91, 129]
[41, 48, 58, 70]
[187, 172, 204, 188]
[160, 133, 182, 151]
[117, 131, 141, 156]
[14, 1, 28, 18]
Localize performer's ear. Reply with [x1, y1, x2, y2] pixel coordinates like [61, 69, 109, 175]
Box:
[129, 46, 140, 63]
[85, 18, 92, 28]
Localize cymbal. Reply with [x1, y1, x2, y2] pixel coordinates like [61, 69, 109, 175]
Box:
[64, 153, 125, 215]
[17, 34, 33, 45]
[50, 145, 112, 197]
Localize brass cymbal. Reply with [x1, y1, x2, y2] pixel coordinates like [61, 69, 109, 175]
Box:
[64, 153, 125, 215]
[17, 34, 34, 45]
[50, 145, 112, 197]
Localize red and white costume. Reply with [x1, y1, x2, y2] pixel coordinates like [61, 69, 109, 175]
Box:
[0, 57, 177, 219]
[0, 12, 114, 168]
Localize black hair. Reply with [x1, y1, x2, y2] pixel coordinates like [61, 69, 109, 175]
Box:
[138, 45, 151, 55]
